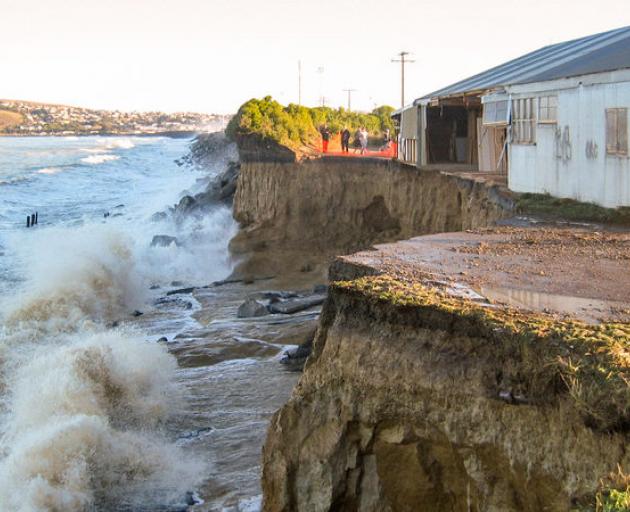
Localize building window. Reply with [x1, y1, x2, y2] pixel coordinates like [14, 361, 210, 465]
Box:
[512, 98, 536, 144]
[606, 108, 628, 156]
[483, 100, 509, 125]
[538, 96, 558, 123]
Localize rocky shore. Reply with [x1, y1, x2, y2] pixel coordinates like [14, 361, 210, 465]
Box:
[176, 131, 628, 511]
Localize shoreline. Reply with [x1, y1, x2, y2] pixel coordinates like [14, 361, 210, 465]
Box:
[0, 130, 202, 139]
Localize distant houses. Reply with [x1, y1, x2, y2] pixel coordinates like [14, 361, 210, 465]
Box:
[394, 26, 630, 208]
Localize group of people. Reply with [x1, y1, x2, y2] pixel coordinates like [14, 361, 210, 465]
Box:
[320, 125, 391, 155]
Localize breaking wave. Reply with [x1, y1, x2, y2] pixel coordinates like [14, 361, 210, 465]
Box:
[0, 225, 206, 511]
[0, 331, 204, 512]
[103, 138, 136, 150]
[36, 167, 63, 175]
[81, 154, 120, 165]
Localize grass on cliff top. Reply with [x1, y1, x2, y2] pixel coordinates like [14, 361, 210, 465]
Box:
[333, 274, 630, 433]
[573, 466, 630, 511]
[516, 193, 630, 226]
[225, 96, 395, 150]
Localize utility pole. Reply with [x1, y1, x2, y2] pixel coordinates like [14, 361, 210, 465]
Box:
[342, 88, 357, 111]
[317, 67, 325, 107]
[391, 51, 415, 107]
[298, 60, 302, 106]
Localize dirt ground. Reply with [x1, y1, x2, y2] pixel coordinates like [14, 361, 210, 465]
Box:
[338, 225, 630, 323]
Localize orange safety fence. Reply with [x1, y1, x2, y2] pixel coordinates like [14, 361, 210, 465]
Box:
[319, 132, 397, 159]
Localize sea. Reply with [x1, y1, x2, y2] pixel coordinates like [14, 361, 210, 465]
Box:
[0, 135, 297, 512]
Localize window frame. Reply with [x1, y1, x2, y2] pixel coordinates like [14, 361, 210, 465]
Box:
[483, 100, 509, 126]
[606, 108, 628, 157]
[538, 95, 558, 124]
[512, 97, 536, 145]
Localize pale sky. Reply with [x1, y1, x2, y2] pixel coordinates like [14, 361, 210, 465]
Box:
[2, 0, 629, 114]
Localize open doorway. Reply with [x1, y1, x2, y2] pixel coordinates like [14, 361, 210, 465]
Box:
[425, 104, 480, 166]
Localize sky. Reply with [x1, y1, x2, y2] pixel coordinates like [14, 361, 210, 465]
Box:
[2, 0, 630, 114]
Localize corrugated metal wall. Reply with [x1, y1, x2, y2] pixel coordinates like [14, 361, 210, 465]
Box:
[507, 79, 630, 208]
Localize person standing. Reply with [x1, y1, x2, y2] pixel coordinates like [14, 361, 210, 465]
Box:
[353, 128, 362, 154]
[359, 127, 368, 155]
[341, 128, 351, 153]
[320, 125, 331, 153]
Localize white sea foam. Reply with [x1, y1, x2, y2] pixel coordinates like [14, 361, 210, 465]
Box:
[36, 167, 62, 175]
[0, 136, 238, 510]
[81, 154, 120, 165]
[0, 331, 204, 512]
[103, 138, 136, 150]
[0, 224, 207, 511]
[1, 226, 143, 334]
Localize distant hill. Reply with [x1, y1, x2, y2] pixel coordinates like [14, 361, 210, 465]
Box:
[0, 109, 24, 130]
[0, 99, 230, 136]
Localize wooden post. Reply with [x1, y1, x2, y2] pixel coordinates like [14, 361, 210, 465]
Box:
[35, 212, 38, 225]
[27, 216, 31, 228]
[31, 213, 36, 226]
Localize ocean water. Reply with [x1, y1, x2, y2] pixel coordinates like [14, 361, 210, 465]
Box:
[0, 136, 237, 511]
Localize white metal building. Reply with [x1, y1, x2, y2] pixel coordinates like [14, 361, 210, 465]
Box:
[395, 26, 630, 208]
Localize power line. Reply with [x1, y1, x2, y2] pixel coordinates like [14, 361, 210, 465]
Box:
[391, 51, 415, 108]
[342, 88, 357, 111]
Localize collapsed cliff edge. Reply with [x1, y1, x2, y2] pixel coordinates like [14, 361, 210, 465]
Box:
[261, 228, 630, 512]
[229, 133, 512, 279]
[223, 131, 628, 511]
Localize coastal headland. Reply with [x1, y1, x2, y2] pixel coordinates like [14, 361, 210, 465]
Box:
[211, 97, 630, 511]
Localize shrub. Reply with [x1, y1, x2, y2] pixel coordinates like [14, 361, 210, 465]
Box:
[226, 96, 395, 149]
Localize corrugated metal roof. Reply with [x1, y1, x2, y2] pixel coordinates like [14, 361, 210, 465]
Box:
[416, 25, 630, 103]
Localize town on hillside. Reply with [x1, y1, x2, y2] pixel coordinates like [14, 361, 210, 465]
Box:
[0, 99, 230, 136]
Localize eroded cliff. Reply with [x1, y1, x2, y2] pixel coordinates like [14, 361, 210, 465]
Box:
[231, 157, 512, 275]
[261, 231, 630, 512]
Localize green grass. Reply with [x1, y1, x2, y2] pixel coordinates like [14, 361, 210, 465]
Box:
[516, 193, 630, 225]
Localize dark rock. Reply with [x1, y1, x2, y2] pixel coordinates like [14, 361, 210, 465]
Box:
[177, 195, 197, 212]
[103, 212, 110, 218]
[171, 280, 185, 287]
[166, 287, 196, 296]
[185, 302, 193, 310]
[313, 284, 328, 294]
[280, 329, 316, 371]
[150, 211, 168, 222]
[185, 491, 200, 506]
[211, 275, 275, 287]
[236, 132, 298, 163]
[114, 204, 124, 209]
[237, 298, 269, 318]
[151, 235, 179, 247]
[157, 336, 168, 342]
[268, 295, 326, 314]
[132, 310, 143, 317]
[149, 284, 161, 290]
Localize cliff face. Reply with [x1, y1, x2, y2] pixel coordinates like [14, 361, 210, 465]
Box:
[231, 158, 512, 273]
[261, 277, 629, 512]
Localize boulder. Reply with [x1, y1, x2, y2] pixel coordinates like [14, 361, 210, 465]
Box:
[268, 295, 326, 314]
[237, 298, 269, 318]
[150, 211, 168, 222]
[166, 286, 196, 296]
[151, 235, 179, 247]
[177, 195, 197, 212]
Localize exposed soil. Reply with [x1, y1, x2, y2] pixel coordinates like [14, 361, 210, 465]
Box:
[336, 226, 630, 323]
